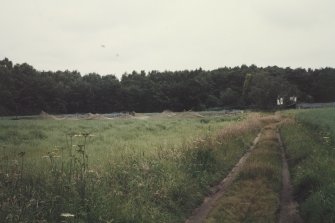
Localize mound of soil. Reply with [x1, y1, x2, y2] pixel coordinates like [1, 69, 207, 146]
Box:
[39, 111, 65, 120]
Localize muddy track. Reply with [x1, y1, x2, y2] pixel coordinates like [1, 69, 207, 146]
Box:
[277, 131, 303, 223]
[185, 132, 262, 223]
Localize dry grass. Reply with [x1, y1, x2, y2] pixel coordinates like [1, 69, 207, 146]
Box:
[217, 114, 263, 140]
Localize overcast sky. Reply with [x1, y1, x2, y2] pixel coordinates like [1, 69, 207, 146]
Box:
[1, 0, 334, 77]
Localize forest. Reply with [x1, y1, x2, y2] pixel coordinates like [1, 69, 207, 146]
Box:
[0, 57, 335, 115]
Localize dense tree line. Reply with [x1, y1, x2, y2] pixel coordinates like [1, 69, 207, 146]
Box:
[0, 58, 335, 115]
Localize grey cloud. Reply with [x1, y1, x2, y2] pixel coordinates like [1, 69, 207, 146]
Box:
[0, 0, 334, 76]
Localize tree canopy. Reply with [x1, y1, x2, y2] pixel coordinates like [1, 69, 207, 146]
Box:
[0, 58, 334, 115]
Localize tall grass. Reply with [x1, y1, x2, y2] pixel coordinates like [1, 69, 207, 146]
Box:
[281, 108, 335, 222]
[0, 113, 264, 222]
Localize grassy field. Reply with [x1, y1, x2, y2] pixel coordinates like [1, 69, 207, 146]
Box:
[0, 114, 239, 167]
[281, 108, 335, 222]
[0, 112, 264, 223]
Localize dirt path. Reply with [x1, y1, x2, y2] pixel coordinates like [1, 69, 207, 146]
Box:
[185, 132, 262, 223]
[186, 120, 302, 223]
[277, 131, 303, 223]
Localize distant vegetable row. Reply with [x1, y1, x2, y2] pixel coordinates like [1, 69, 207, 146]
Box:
[1, 57, 335, 115]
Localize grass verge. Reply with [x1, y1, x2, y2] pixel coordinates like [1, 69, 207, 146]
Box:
[280, 108, 335, 223]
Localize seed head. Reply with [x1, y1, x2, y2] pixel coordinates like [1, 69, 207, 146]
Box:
[60, 213, 75, 218]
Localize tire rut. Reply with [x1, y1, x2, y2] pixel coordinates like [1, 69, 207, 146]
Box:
[277, 131, 303, 223]
[185, 132, 262, 223]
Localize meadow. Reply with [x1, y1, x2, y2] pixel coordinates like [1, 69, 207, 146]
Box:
[281, 108, 335, 222]
[0, 112, 264, 223]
